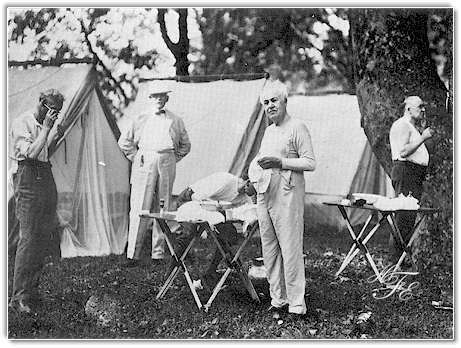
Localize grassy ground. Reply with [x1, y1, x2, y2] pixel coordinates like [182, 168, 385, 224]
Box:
[8, 225, 453, 339]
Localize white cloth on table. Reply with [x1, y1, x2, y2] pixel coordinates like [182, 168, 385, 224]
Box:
[226, 203, 258, 234]
[176, 201, 225, 226]
[373, 194, 420, 211]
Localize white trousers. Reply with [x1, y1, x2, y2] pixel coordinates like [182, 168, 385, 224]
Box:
[127, 150, 176, 260]
[257, 171, 306, 314]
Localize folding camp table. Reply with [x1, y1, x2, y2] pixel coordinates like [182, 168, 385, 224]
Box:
[323, 202, 439, 283]
[140, 212, 260, 311]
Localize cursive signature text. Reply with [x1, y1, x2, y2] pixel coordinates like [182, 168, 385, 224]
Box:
[367, 264, 420, 301]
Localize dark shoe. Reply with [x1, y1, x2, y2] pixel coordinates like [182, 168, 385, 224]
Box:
[267, 304, 289, 314]
[151, 258, 164, 266]
[124, 259, 140, 268]
[288, 308, 320, 321]
[9, 299, 33, 314]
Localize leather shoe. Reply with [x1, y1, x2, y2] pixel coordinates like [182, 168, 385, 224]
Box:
[151, 258, 164, 266]
[124, 259, 140, 268]
[287, 308, 320, 321]
[267, 304, 289, 313]
[9, 299, 33, 314]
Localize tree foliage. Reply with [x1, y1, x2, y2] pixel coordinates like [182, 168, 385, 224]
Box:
[195, 8, 354, 93]
[7, 8, 191, 116]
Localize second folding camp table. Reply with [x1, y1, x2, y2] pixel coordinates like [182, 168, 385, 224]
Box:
[140, 212, 260, 311]
[323, 202, 439, 283]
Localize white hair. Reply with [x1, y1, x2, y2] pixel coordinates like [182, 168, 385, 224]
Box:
[259, 80, 288, 104]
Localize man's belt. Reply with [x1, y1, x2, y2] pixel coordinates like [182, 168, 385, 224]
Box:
[140, 149, 175, 154]
[392, 160, 427, 168]
[18, 158, 51, 168]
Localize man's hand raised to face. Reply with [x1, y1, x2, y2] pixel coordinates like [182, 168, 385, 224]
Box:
[257, 156, 282, 169]
[421, 127, 435, 141]
[43, 108, 58, 129]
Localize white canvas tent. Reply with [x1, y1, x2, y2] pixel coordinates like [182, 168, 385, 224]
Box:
[8, 64, 130, 258]
[120, 78, 391, 229]
[287, 94, 392, 228]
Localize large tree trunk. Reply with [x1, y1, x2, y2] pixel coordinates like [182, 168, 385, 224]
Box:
[350, 9, 448, 173]
[350, 9, 453, 267]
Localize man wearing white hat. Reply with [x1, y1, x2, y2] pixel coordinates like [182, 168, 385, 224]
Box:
[119, 86, 191, 267]
[249, 80, 316, 318]
[389, 95, 434, 263]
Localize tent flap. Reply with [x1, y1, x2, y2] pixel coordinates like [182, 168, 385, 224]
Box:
[8, 65, 130, 258]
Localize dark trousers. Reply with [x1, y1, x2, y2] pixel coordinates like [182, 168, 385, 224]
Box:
[390, 161, 426, 261]
[174, 187, 240, 280]
[11, 160, 58, 302]
[8, 198, 20, 258]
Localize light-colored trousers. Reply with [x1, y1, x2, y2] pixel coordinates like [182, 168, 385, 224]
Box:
[257, 170, 306, 314]
[127, 150, 176, 260]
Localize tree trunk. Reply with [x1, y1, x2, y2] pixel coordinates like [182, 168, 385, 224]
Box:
[158, 8, 190, 76]
[351, 9, 448, 173]
[350, 9, 453, 267]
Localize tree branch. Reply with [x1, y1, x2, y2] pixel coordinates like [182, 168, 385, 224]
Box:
[158, 8, 176, 55]
[74, 10, 128, 102]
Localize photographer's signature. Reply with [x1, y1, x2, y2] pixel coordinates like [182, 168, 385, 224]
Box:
[367, 264, 420, 301]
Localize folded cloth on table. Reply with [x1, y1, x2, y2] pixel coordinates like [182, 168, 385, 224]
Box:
[226, 203, 258, 235]
[373, 194, 420, 211]
[176, 201, 225, 226]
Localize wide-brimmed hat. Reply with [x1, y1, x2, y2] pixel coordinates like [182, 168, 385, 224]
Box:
[148, 86, 172, 98]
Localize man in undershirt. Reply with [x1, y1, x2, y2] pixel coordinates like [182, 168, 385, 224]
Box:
[249, 80, 316, 318]
[389, 95, 434, 263]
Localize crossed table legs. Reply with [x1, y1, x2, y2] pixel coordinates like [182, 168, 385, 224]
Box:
[334, 206, 430, 283]
[143, 213, 260, 311]
[204, 223, 260, 312]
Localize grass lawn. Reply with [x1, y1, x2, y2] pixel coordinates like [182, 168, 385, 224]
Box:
[7, 224, 453, 339]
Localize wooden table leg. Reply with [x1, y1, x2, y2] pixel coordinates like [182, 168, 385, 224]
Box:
[336, 212, 373, 277]
[155, 219, 204, 309]
[387, 213, 426, 272]
[204, 223, 260, 311]
[335, 207, 384, 282]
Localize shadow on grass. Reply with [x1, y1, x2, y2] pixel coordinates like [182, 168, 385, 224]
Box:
[8, 224, 453, 339]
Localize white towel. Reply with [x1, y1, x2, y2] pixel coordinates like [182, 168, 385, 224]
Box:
[248, 158, 272, 194]
[176, 201, 225, 225]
